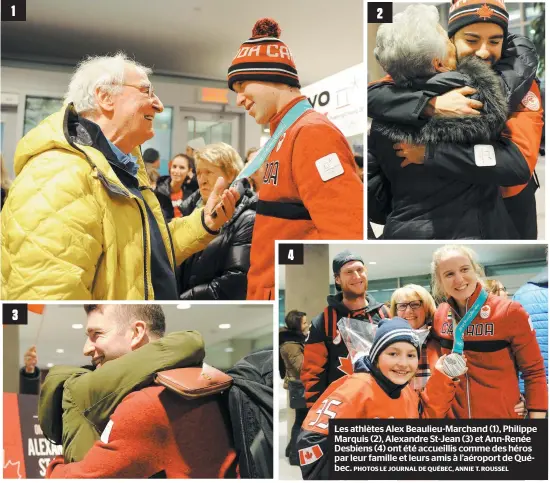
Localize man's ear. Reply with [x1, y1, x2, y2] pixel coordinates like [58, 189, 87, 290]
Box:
[130, 320, 148, 350]
[95, 87, 115, 114]
[432, 57, 450, 73]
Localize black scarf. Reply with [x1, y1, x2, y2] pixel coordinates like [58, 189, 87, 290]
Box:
[354, 356, 410, 400]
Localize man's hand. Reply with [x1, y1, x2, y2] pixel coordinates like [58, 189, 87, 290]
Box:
[203, 177, 240, 232]
[426, 87, 483, 117]
[24, 345, 38, 374]
[394, 143, 426, 167]
[514, 396, 527, 418]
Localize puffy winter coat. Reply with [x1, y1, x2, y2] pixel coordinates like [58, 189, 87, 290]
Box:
[279, 329, 305, 388]
[1, 105, 214, 300]
[513, 271, 548, 392]
[178, 182, 256, 300]
[155, 175, 197, 222]
[368, 56, 530, 239]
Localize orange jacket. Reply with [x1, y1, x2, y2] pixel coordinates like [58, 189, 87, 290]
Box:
[246, 96, 363, 300]
[501, 80, 543, 198]
[47, 386, 237, 478]
[432, 283, 548, 418]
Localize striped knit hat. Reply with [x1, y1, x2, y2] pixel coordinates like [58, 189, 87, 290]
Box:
[369, 318, 421, 363]
[448, 0, 509, 38]
[227, 18, 300, 92]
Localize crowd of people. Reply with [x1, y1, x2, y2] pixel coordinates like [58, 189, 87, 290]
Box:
[368, 0, 543, 240]
[1, 17, 364, 301]
[278, 246, 547, 478]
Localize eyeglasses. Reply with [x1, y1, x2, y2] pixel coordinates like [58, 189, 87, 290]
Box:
[122, 83, 155, 99]
[396, 300, 423, 311]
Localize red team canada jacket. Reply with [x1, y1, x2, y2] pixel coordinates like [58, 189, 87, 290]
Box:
[297, 369, 457, 479]
[47, 386, 237, 478]
[246, 96, 363, 300]
[432, 282, 548, 418]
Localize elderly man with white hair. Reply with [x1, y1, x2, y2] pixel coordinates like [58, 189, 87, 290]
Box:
[367, 4, 531, 240]
[2, 52, 238, 300]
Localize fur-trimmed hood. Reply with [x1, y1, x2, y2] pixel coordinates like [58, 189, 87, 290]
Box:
[371, 56, 508, 145]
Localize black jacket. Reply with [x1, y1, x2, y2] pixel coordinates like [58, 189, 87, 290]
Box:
[178, 181, 257, 300]
[20, 366, 41, 395]
[154, 176, 197, 222]
[368, 56, 530, 239]
[301, 292, 389, 407]
[178, 189, 202, 217]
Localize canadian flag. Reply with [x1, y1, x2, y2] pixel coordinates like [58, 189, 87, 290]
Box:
[298, 444, 323, 466]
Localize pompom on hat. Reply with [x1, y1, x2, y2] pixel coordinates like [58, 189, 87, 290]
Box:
[447, 0, 509, 38]
[227, 18, 300, 92]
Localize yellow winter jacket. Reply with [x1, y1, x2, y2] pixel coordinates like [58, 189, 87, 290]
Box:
[1, 105, 215, 300]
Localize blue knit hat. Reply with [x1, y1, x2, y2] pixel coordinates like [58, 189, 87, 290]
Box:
[370, 317, 421, 363]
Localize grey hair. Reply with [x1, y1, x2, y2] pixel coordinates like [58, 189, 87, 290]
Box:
[64, 52, 152, 115]
[374, 4, 448, 86]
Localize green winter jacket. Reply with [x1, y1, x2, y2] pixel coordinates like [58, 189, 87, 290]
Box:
[39, 330, 205, 463]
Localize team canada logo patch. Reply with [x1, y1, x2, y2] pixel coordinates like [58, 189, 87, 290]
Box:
[521, 91, 540, 111]
[299, 444, 324, 466]
[480, 305, 491, 319]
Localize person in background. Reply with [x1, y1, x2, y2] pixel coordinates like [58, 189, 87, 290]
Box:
[354, 155, 363, 182]
[20, 345, 41, 395]
[245, 147, 259, 164]
[179, 142, 257, 300]
[142, 148, 160, 170]
[279, 310, 309, 466]
[1, 153, 13, 210]
[155, 154, 197, 221]
[485, 279, 509, 298]
[513, 269, 548, 394]
[186, 137, 206, 158]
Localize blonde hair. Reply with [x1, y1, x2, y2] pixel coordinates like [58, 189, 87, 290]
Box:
[431, 245, 485, 301]
[485, 279, 504, 295]
[194, 142, 244, 181]
[1, 154, 13, 192]
[390, 284, 436, 320]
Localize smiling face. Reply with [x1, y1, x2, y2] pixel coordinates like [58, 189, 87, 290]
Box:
[377, 342, 419, 385]
[234, 81, 280, 124]
[170, 155, 190, 184]
[437, 251, 478, 304]
[335, 260, 368, 298]
[83, 306, 134, 369]
[453, 22, 504, 66]
[395, 294, 427, 330]
[110, 66, 164, 149]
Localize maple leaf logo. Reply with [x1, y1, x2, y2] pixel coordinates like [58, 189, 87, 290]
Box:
[477, 4, 494, 19]
[305, 451, 313, 460]
[3, 460, 22, 479]
[337, 355, 354, 376]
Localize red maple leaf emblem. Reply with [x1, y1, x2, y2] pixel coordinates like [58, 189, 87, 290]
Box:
[305, 451, 313, 460]
[477, 4, 494, 19]
[337, 355, 354, 376]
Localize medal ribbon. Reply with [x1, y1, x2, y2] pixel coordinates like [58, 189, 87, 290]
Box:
[452, 288, 488, 354]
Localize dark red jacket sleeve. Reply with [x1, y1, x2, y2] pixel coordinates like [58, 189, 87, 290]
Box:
[47, 391, 167, 478]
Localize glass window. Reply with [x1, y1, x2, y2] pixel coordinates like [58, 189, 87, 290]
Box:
[142, 107, 173, 175]
[187, 119, 232, 146]
[24, 96, 63, 135]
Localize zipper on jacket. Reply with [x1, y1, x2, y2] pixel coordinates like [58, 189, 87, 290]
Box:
[90, 251, 105, 297]
[135, 199, 150, 300]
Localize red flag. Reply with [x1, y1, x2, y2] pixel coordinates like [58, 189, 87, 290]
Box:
[28, 305, 45, 315]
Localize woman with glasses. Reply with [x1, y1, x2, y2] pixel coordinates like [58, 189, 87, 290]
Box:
[389, 284, 439, 391]
[431, 245, 547, 419]
[485, 279, 509, 299]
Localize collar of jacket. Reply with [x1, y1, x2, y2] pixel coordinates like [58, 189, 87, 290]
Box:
[371, 56, 508, 146]
[268, 95, 309, 135]
[326, 291, 384, 317]
[354, 355, 409, 399]
[446, 282, 484, 320]
[279, 328, 306, 346]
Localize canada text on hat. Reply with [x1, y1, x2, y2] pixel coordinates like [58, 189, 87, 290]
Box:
[448, 0, 509, 37]
[227, 18, 300, 92]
